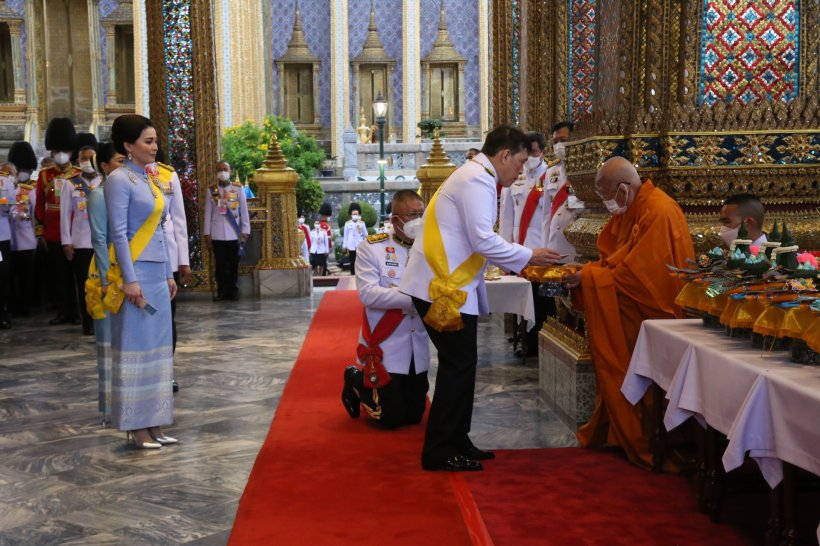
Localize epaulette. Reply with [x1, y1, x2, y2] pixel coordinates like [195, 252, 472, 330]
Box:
[367, 233, 389, 244]
[546, 156, 562, 168]
[232, 180, 243, 187]
[63, 166, 81, 177]
[0, 170, 8, 177]
[210, 185, 219, 196]
[157, 162, 175, 173]
[17, 183, 33, 190]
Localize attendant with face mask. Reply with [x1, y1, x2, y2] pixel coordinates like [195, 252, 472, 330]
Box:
[35, 118, 82, 326]
[7, 142, 39, 319]
[61, 133, 100, 335]
[309, 220, 329, 275]
[204, 160, 250, 301]
[718, 193, 767, 248]
[343, 202, 367, 274]
[341, 190, 431, 428]
[297, 213, 311, 264]
[0, 161, 15, 328]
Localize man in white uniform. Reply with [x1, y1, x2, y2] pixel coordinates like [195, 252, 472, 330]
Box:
[0, 162, 15, 328]
[343, 202, 367, 274]
[341, 190, 430, 428]
[204, 160, 250, 301]
[7, 141, 39, 319]
[541, 121, 583, 265]
[400, 125, 562, 471]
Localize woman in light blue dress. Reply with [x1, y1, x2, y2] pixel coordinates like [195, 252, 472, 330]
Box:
[106, 114, 178, 449]
[87, 143, 124, 425]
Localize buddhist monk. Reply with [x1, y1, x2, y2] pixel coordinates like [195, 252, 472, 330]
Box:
[564, 157, 694, 470]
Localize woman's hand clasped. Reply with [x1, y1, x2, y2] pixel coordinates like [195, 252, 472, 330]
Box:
[168, 278, 177, 301]
[123, 282, 143, 306]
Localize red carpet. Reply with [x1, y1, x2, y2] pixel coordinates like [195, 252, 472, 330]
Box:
[463, 447, 761, 546]
[229, 291, 476, 545]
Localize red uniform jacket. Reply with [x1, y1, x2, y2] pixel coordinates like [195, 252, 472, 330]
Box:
[35, 164, 81, 242]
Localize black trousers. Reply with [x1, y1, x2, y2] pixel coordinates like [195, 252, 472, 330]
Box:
[47, 240, 78, 319]
[526, 281, 557, 354]
[0, 240, 10, 319]
[71, 248, 93, 329]
[212, 239, 239, 299]
[413, 297, 479, 463]
[356, 359, 429, 428]
[348, 249, 357, 275]
[9, 249, 35, 316]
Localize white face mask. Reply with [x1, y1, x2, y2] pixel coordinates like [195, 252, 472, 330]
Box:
[719, 225, 739, 248]
[16, 171, 30, 182]
[553, 142, 566, 161]
[401, 218, 423, 240]
[351, 214, 360, 222]
[80, 160, 96, 174]
[313, 223, 320, 230]
[525, 156, 542, 170]
[601, 184, 628, 215]
[298, 217, 305, 225]
[216, 171, 231, 182]
[53, 152, 70, 166]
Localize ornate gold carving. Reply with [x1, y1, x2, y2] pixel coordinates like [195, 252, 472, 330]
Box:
[416, 131, 456, 204]
[491, 0, 513, 125]
[541, 316, 592, 361]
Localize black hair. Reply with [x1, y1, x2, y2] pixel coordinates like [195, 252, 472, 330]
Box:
[155, 144, 167, 164]
[723, 193, 765, 226]
[97, 142, 118, 167]
[526, 131, 546, 152]
[551, 121, 575, 135]
[110, 114, 154, 156]
[348, 202, 362, 214]
[480, 125, 529, 157]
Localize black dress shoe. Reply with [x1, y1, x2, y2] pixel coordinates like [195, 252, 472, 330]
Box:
[172, 380, 179, 393]
[70, 316, 81, 325]
[422, 455, 483, 472]
[213, 295, 225, 302]
[0, 319, 10, 330]
[341, 365, 360, 418]
[49, 315, 68, 325]
[462, 445, 496, 460]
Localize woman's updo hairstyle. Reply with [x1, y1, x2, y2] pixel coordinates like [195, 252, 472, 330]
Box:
[110, 114, 154, 156]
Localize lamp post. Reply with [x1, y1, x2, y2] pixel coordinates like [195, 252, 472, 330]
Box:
[373, 91, 388, 221]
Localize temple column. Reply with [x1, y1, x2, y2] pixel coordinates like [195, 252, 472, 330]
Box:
[87, 0, 106, 135]
[23, 0, 39, 142]
[457, 63, 465, 124]
[386, 64, 395, 138]
[402, 0, 420, 143]
[329, 0, 349, 161]
[103, 23, 117, 105]
[478, 0, 489, 135]
[312, 64, 321, 127]
[228, 0, 266, 125]
[132, 0, 149, 115]
[6, 21, 25, 104]
[420, 64, 430, 120]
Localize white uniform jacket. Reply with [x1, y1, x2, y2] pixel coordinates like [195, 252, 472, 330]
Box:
[343, 219, 367, 251]
[498, 160, 547, 248]
[540, 161, 582, 262]
[60, 176, 97, 249]
[309, 229, 329, 254]
[399, 153, 533, 316]
[10, 182, 37, 251]
[0, 174, 14, 242]
[356, 231, 430, 374]
[162, 170, 189, 272]
[204, 182, 250, 241]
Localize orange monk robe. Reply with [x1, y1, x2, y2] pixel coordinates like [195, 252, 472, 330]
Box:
[575, 180, 694, 470]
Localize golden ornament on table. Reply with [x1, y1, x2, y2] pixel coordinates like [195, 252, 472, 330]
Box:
[484, 265, 503, 281]
[521, 264, 582, 297]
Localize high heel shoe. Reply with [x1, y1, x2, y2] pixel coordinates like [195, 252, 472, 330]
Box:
[126, 430, 161, 449]
[148, 428, 178, 445]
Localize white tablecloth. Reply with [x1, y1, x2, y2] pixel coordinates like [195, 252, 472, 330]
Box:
[484, 276, 536, 330]
[335, 275, 536, 329]
[623, 319, 820, 491]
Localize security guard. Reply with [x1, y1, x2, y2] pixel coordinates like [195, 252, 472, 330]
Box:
[204, 160, 250, 301]
[540, 121, 583, 264]
[7, 141, 39, 318]
[60, 135, 100, 335]
[341, 190, 430, 428]
[35, 118, 81, 326]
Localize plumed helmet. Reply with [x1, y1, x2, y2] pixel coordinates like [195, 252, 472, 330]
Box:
[44, 117, 78, 151]
[76, 132, 99, 152]
[7, 141, 37, 171]
[348, 202, 362, 215]
[319, 202, 333, 216]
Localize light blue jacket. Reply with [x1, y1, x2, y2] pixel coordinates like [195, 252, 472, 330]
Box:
[87, 186, 109, 284]
[104, 161, 173, 284]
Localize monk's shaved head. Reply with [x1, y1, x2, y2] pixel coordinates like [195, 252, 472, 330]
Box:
[594, 157, 643, 210]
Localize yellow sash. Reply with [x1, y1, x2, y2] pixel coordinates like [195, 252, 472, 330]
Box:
[85, 178, 165, 318]
[422, 184, 487, 332]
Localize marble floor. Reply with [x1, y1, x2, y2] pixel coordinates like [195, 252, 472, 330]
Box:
[0, 288, 575, 545]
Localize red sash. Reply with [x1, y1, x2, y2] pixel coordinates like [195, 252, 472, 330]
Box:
[550, 182, 571, 219]
[357, 308, 404, 388]
[517, 173, 547, 245]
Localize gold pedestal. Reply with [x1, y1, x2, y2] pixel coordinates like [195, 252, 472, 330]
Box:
[416, 133, 456, 204]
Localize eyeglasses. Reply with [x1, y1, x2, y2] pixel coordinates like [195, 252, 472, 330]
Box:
[392, 211, 424, 221]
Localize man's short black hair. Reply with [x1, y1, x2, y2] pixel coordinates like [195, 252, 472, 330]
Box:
[551, 121, 575, 134]
[467, 148, 481, 155]
[527, 131, 546, 152]
[480, 125, 529, 157]
[723, 193, 765, 226]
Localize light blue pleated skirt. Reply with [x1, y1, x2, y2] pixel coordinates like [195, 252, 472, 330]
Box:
[94, 314, 112, 418]
[110, 260, 174, 431]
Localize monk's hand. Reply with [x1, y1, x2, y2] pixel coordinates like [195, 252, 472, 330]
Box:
[564, 270, 583, 290]
[529, 248, 563, 266]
